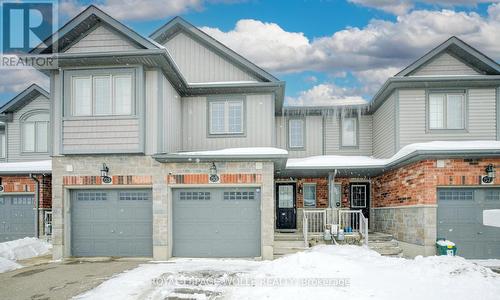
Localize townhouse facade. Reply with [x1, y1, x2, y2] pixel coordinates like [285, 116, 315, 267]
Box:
[0, 84, 52, 241]
[25, 5, 500, 260]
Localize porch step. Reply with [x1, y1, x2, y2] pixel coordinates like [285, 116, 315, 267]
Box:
[274, 240, 306, 248]
[368, 232, 404, 257]
[274, 233, 305, 241]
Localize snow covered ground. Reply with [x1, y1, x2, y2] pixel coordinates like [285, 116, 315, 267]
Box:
[0, 237, 52, 273]
[75, 245, 500, 300]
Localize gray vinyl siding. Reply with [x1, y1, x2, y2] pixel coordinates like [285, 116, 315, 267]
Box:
[162, 74, 182, 153]
[275, 116, 323, 158]
[324, 114, 373, 156]
[145, 70, 159, 155]
[372, 92, 396, 158]
[164, 32, 258, 83]
[181, 94, 274, 151]
[410, 52, 480, 76]
[6, 95, 51, 162]
[62, 118, 140, 152]
[398, 88, 497, 148]
[64, 24, 139, 53]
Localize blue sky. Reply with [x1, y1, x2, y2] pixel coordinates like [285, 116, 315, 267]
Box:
[1, 0, 500, 106]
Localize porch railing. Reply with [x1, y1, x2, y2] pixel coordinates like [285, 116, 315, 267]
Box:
[302, 209, 369, 247]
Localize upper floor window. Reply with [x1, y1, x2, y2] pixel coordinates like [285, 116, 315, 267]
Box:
[0, 133, 5, 158]
[71, 71, 134, 117]
[22, 112, 49, 153]
[288, 118, 304, 149]
[341, 117, 358, 147]
[209, 98, 244, 135]
[428, 92, 465, 130]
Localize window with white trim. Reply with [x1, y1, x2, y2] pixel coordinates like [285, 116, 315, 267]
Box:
[22, 112, 49, 153]
[288, 119, 304, 149]
[303, 184, 316, 208]
[0, 133, 5, 158]
[209, 99, 244, 135]
[71, 73, 133, 116]
[428, 92, 465, 130]
[341, 117, 357, 147]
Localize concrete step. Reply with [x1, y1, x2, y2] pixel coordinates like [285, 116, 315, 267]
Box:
[273, 246, 309, 256]
[274, 240, 306, 248]
[373, 246, 404, 256]
[274, 233, 305, 241]
[368, 233, 394, 242]
[368, 240, 399, 249]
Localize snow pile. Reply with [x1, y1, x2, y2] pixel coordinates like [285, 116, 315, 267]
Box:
[436, 240, 456, 247]
[176, 147, 288, 156]
[0, 257, 21, 273]
[0, 237, 52, 260]
[0, 160, 52, 173]
[0, 237, 52, 273]
[76, 245, 500, 300]
[287, 140, 500, 169]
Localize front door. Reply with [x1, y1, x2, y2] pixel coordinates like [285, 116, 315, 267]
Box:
[350, 183, 370, 219]
[276, 183, 296, 230]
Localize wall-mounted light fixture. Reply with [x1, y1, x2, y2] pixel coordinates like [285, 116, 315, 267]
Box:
[209, 162, 220, 183]
[101, 163, 112, 184]
[486, 164, 496, 179]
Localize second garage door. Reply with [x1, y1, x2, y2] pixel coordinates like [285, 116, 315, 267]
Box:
[0, 195, 35, 242]
[173, 187, 261, 258]
[438, 188, 500, 259]
[71, 189, 152, 257]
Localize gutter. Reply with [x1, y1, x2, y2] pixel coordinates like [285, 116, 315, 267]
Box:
[29, 173, 41, 238]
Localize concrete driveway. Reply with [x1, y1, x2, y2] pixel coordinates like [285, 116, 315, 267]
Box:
[0, 258, 142, 300]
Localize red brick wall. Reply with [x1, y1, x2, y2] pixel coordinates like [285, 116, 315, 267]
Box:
[372, 158, 500, 207]
[167, 173, 262, 184]
[63, 175, 152, 186]
[0, 174, 52, 209]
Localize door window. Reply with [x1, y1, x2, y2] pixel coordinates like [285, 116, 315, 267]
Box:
[351, 184, 367, 208]
[278, 185, 294, 208]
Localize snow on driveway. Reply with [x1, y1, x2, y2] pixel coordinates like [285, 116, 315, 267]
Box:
[75, 245, 500, 300]
[0, 237, 52, 273]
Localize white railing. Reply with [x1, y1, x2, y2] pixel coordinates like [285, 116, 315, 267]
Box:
[303, 209, 327, 234]
[338, 209, 369, 245]
[302, 210, 308, 247]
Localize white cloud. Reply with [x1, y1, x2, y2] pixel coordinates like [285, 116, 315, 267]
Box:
[0, 69, 48, 95]
[60, 0, 243, 21]
[348, 0, 499, 15]
[285, 84, 368, 107]
[202, 5, 500, 76]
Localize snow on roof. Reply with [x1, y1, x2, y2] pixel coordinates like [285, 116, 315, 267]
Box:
[287, 141, 500, 169]
[177, 147, 288, 156]
[188, 80, 259, 86]
[0, 160, 51, 174]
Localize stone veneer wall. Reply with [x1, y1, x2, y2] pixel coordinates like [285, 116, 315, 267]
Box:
[371, 158, 500, 256]
[52, 155, 274, 260]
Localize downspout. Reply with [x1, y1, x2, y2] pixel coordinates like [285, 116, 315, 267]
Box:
[328, 169, 338, 224]
[30, 173, 40, 238]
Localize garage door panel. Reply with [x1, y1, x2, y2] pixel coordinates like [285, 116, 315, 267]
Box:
[438, 188, 500, 259]
[173, 188, 261, 258]
[71, 189, 152, 257]
[0, 195, 36, 242]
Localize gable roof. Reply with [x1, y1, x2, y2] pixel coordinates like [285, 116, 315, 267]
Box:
[149, 16, 280, 83]
[0, 84, 49, 114]
[396, 36, 500, 76]
[31, 5, 160, 54]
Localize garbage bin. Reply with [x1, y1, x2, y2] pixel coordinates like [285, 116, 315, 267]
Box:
[436, 239, 457, 256]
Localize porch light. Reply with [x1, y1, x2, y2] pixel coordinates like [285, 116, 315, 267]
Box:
[100, 163, 109, 178]
[486, 164, 496, 179]
[210, 162, 217, 176]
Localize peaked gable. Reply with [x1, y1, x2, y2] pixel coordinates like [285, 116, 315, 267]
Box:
[411, 51, 480, 76]
[0, 84, 49, 114]
[150, 17, 279, 83]
[396, 36, 500, 77]
[64, 24, 140, 53]
[165, 32, 258, 84]
[32, 5, 158, 54]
